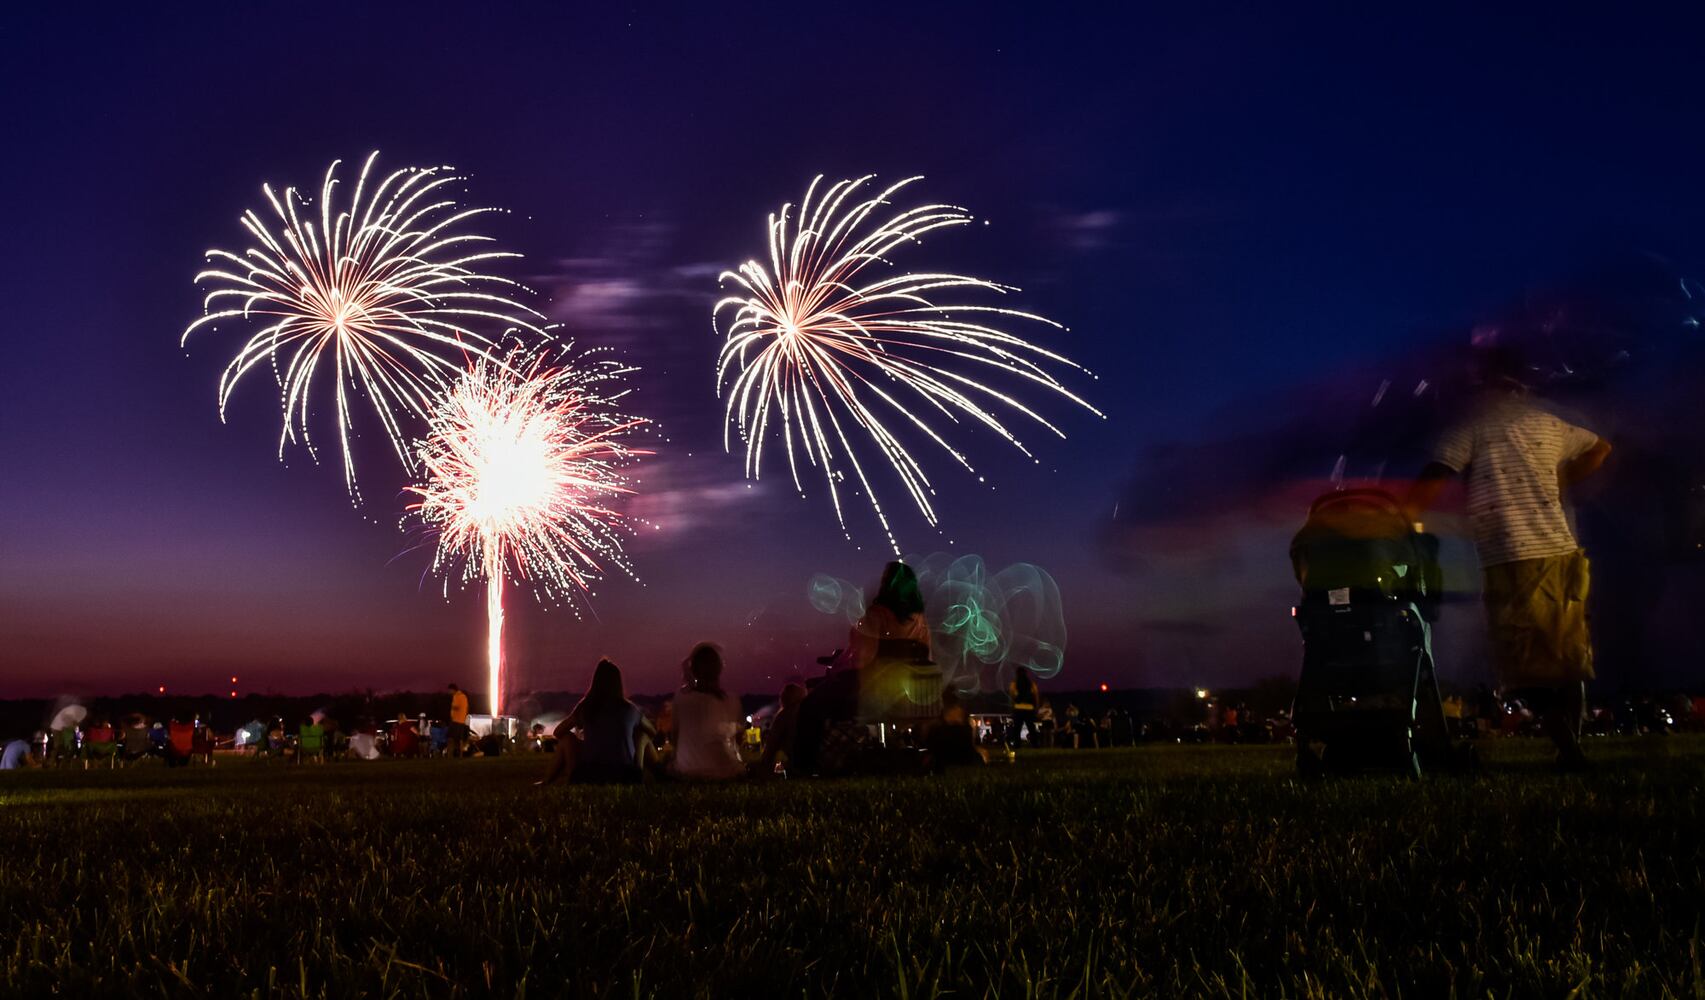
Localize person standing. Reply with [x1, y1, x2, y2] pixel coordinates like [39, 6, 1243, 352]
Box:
[1407, 347, 1612, 770]
[1008, 667, 1040, 749]
[447, 683, 471, 758]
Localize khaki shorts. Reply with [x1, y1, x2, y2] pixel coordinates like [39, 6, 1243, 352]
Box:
[1482, 549, 1594, 688]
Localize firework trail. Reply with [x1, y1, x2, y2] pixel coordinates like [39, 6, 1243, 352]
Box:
[183, 152, 549, 495]
[406, 349, 648, 716]
[715, 175, 1101, 552]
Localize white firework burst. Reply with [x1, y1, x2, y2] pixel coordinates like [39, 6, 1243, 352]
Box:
[715, 174, 1101, 552]
[183, 151, 548, 494]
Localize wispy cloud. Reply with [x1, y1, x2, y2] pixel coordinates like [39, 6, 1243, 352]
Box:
[1053, 209, 1121, 251]
[625, 451, 770, 546]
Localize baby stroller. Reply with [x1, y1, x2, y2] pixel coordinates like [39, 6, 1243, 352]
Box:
[1289, 489, 1455, 777]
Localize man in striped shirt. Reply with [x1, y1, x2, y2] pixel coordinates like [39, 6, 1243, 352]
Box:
[1407, 349, 1612, 770]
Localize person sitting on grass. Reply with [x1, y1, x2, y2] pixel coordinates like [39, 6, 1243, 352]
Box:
[537, 658, 657, 786]
[758, 682, 808, 776]
[668, 643, 745, 781]
[925, 687, 983, 771]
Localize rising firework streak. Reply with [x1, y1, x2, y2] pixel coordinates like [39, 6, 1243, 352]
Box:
[406, 349, 648, 716]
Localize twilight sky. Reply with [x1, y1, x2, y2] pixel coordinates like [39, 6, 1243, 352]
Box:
[4, 3, 1703, 700]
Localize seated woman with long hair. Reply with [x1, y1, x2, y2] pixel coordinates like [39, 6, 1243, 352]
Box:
[668, 643, 745, 781]
[846, 561, 931, 669]
[791, 561, 934, 775]
[538, 658, 656, 785]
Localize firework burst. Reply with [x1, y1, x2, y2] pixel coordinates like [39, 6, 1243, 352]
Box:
[715, 174, 1101, 552]
[183, 152, 549, 495]
[406, 349, 648, 715]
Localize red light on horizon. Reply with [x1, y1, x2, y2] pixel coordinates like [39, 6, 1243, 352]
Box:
[1098, 682, 1110, 692]
[158, 685, 165, 694]
[231, 676, 238, 684]
[230, 691, 237, 698]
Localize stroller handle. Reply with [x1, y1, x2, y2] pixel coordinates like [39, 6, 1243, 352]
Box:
[1309, 487, 1407, 519]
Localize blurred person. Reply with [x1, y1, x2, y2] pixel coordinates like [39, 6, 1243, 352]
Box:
[1037, 700, 1057, 746]
[447, 683, 471, 758]
[537, 658, 656, 786]
[191, 718, 215, 765]
[654, 699, 676, 753]
[793, 561, 934, 774]
[759, 683, 808, 775]
[1474, 684, 1501, 737]
[742, 717, 763, 761]
[1407, 346, 1612, 771]
[263, 718, 286, 760]
[348, 723, 380, 761]
[844, 561, 932, 670]
[1062, 704, 1085, 748]
[668, 643, 744, 781]
[165, 720, 194, 768]
[296, 717, 327, 764]
[120, 715, 152, 764]
[1443, 694, 1466, 738]
[50, 725, 79, 765]
[390, 716, 421, 757]
[1, 738, 39, 770]
[1008, 667, 1041, 749]
[1110, 708, 1135, 747]
[925, 687, 982, 770]
[321, 716, 345, 759]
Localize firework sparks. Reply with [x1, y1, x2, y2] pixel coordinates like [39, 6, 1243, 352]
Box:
[406, 350, 648, 716]
[715, 175, 1101, 552]
[183, 152, 549, 495]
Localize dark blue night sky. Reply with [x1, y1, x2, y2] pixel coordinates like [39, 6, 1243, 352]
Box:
[4, 3, 1702, 699]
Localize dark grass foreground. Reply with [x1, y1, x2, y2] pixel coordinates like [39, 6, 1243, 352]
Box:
[3, 739, 1702, 998]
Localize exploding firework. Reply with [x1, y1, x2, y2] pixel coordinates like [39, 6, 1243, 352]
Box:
[405, 349, 647, 716]
[183, 152, 549, 494]
[715, 175, 1101, 552]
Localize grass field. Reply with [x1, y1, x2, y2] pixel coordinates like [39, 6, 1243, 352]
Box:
[2, 738, 1702, 998]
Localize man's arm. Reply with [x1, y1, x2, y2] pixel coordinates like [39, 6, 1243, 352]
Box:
[1560, 437, 1611, 488]
[1404, 461, 1458, 522]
